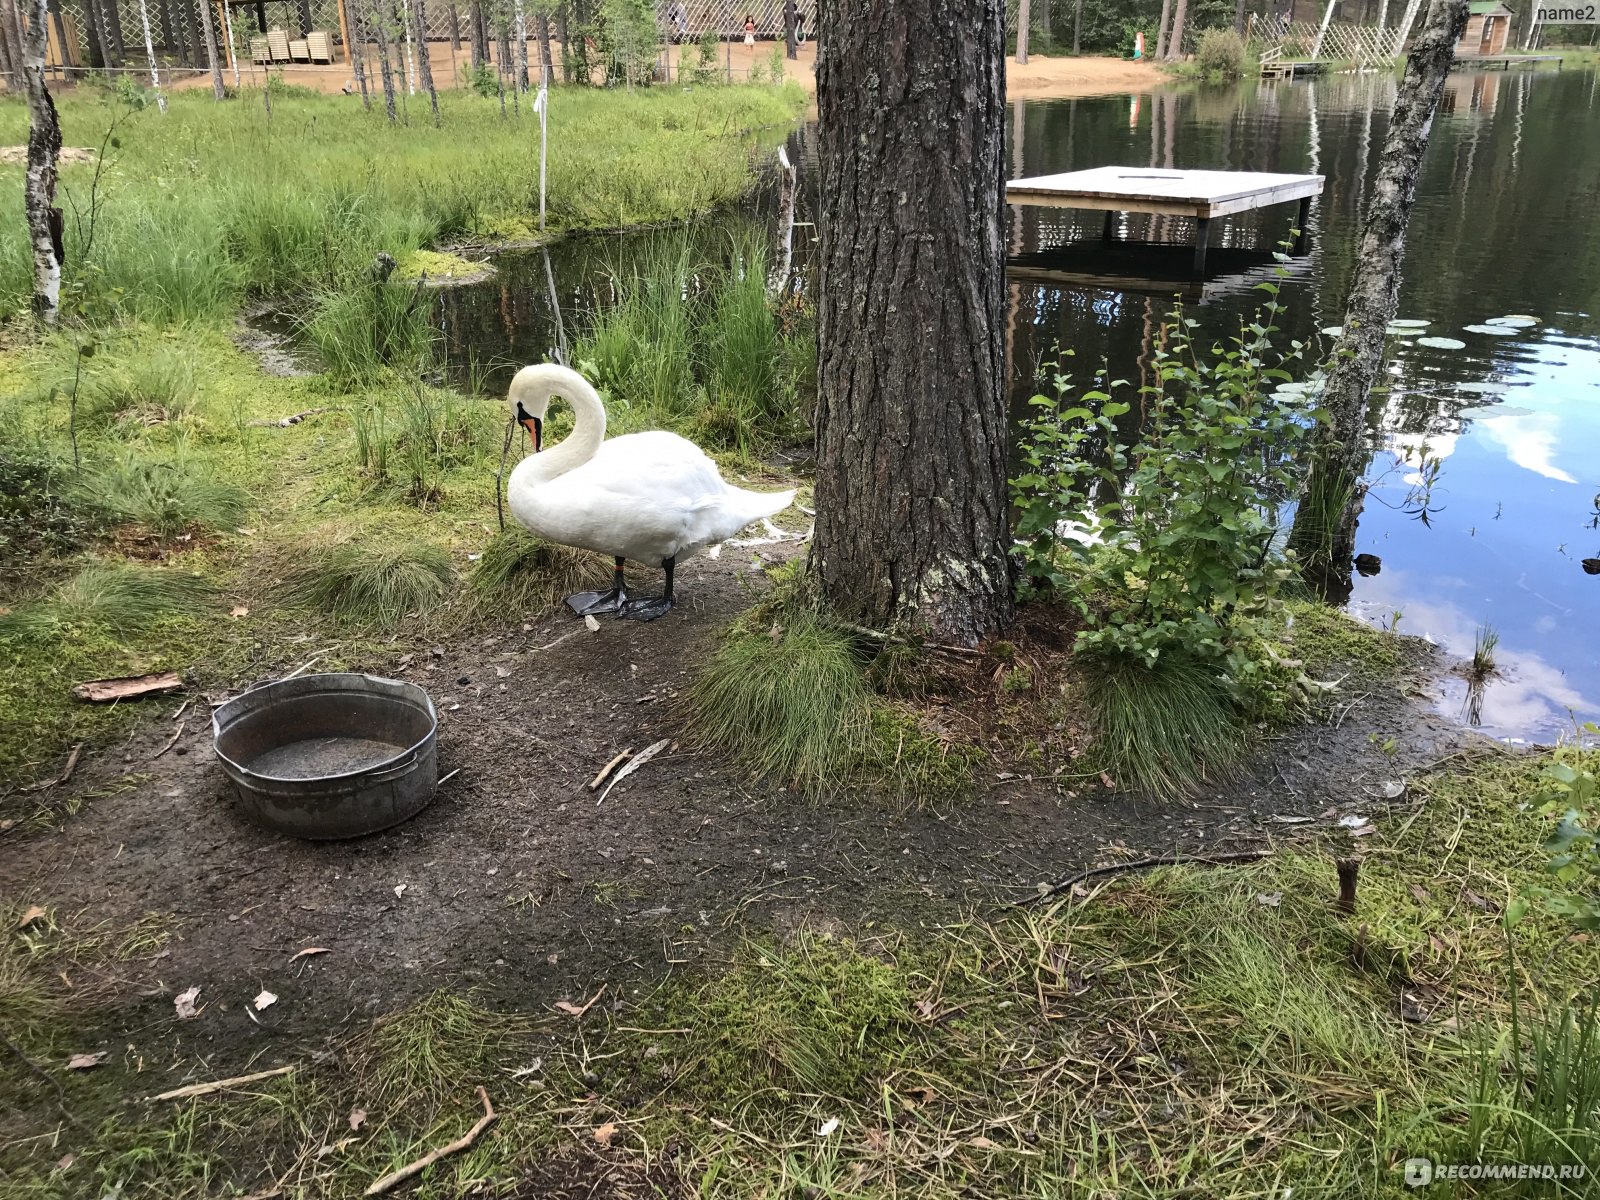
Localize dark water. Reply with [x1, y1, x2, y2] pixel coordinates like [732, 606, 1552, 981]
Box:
[437, 69, 1600, 743]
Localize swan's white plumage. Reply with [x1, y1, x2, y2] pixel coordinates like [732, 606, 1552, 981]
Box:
[504, 366, 794, 568]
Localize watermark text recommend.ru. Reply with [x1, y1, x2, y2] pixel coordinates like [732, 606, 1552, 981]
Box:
[1404, 1158, 1587, 1187]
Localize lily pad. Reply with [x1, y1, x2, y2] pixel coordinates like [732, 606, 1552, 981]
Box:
[1320, 325, 1344, 337]
[1416, 336, 1467, 350]
[1463, 324, 1519, 336]
[1388, 318, 1430, 329]
[1486, 314, 1539, 327]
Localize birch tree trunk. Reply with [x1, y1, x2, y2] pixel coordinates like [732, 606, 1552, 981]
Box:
[137, 0, 169, 109]
[22, 0, 63, 325]
[513, 0, 527, 88]
[371, 0, 398, 120]
[1288, 0, 1468, 595]
[195, 0, 225, 98]
[814, 0, 1014, 642]
[413, 0, 439, 123]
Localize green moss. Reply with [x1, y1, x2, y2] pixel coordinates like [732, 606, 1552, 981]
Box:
[1277, 598, 1407, 684]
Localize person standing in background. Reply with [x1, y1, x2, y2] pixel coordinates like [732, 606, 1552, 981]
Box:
[743, 13, 756, 44]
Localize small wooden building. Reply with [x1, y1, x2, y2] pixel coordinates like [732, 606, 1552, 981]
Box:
[1458, 1, 1514, 57]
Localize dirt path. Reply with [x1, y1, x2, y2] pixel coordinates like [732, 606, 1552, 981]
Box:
[0, 543, 1479, 1085]
[162, 44, 1166, 100]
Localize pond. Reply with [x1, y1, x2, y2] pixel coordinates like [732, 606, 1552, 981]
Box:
[434, 67, 1600, 744]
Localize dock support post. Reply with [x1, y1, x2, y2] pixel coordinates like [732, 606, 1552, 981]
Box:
[1293, 195, 1312, 253]
[1192, 215, 1211, 275]
[1101, 209, 1116, 242]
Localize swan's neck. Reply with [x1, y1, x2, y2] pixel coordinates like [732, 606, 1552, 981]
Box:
[510, 376, 607, 489]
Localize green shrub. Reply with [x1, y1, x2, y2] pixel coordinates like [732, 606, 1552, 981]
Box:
[0, 451, 100, 581]
[1509, 740, 1600, 931]
[1196, 28, 1247, 80]
[282, 538, 453, 627]
[465, 62, 499, 97]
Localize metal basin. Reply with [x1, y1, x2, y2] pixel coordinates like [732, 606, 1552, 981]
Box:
[212, 673, 439, 840]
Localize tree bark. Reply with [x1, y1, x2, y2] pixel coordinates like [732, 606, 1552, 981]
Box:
[196, 0, 225, 99]
[350, 1, 370, 105]
[0, 0, 25, 90]
[22, 0, 63, 324]
[1288, 0, 1467, 596]
[536, 7, 552, 80]
[1014, 0, 1028, 63]
[1154, 0, 1172, 59]
[1163, 0, 1188, 59]
[813, 0, 1014, 643]
[469, 0, 486, 64]
[137, 0, 169, 108]
[513, 0, 527, 88]
[783, 0, 795, 57]
[413, 0, 439, 121]
[370, 0, 398, 120]
[1234, 0, 1247, 34]
[1073, 0, 1082, 52]
[102, 0, 126, 62]
[446, 1, 458, 47]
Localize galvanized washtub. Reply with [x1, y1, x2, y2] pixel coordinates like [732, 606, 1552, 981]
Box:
[212, 673, 439, 840]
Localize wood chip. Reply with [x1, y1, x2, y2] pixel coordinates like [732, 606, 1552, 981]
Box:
[74, 672, 183, 703]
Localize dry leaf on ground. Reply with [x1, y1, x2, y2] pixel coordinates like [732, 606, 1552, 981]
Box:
[16, 904, 46, 929]
[593, 1122, 618, 1146]
[253, 990, 278, 1011]
[174, 986, 201, 1019]
[66, 1052, 107, 1070]
[290, 946, 330, 963]
[349, 1107, 367, 1131]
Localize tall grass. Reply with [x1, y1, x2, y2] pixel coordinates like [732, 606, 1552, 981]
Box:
[282, 538, 453, 627]
[0, 560, 215, 641]
[1085, 652, 1249, 799]
[89, 452, 250, 537]
[0, 87, 804, 326]
[467, 527, 606, 617]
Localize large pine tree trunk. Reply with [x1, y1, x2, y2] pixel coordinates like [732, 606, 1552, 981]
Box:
[1288, 0, 1467, 596]
[813, 0, 1014, 643]
[22, 0, 62, 324]
[1154, 0, 1172, 58]
[1015, 0, 1029, 63]
[195, 0, 225, 99]
[413, 0, 439, 123]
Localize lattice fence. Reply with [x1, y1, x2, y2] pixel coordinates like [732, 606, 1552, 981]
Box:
[1247, 17, 1405, 65]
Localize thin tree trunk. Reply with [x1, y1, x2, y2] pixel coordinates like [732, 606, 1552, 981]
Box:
[1288, 0, 1467, 596]
[156, 0, 175, 53]
[1234, 0, 1246, 34]
[22, 0, 62, 324]
[413, 0, 438, 122]
[196, 0, 225, 98]
[1163, 0, 1188, 59]
[446, 1, 458, 48]
[295, 0, 311, 32]
[0, 0, 25, 90]
[1154, 0, 1172, 59]
[1310, 0, 1337, 58]
[137, 0, 169, 107]
[1074, 0, 1082, 52]
[468, 0, 485, 64]
[350, 2, 369, 104]
[84, 0, 112, 68]
[1015, 0, 1028, 63]
[513, 0, 527, 88]
[170, 0, 190, 64]
[102, 0, 126, 62]
[783, 0, 795, 57]
[536, 7, 552, 79]
[814, 0, 1014, 643]
[370, 0, 398, 120]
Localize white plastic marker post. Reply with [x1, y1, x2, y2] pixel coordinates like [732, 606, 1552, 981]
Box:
[534, 69, 549, 231]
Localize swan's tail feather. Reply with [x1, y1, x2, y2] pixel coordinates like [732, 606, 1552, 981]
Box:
[735, 486, 796, 530]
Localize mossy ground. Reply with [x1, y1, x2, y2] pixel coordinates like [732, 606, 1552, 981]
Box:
[3, 747, 1594, 1198]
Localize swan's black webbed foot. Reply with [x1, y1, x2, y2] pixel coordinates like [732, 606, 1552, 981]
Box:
[616, 556, 674, 622]
[566, 558, 628, 616]
[618, 596, 673, 622]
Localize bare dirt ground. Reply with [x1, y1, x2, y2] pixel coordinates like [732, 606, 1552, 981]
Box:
[160, 44, 1167, 100]
[0, 541, 1480, 1090]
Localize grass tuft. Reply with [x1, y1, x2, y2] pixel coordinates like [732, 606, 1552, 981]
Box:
[1085, 652, 1248, 799]
[90, 452, 250, 538]
[282, 538, 453, 627]
[0, 560, 216, 641]
[689, 611, 874, 791]
[468, 527, 607, 617]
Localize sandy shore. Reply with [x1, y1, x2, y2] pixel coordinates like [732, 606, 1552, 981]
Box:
[165, 42, 1165, 101]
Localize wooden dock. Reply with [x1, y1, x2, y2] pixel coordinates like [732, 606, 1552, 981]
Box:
[1259, 58, 1332, 79]
[1452, 53, 1563, 71]
[1005, 167, 1325, 275]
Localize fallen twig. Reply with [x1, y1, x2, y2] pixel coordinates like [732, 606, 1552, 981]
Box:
[20, 743, 83, 793]
[364, 1086, 496, 1196]
[553, 984, 607, 1018]
[435, 767, 462, 789]
[1028, 849, 1272, 905]
[588, 748, 633, 791]
[281, 653, 329, 682]
[598, 738, 670, 805]
[150, 1064, 294, 1102]
[74, 672, 184, 702]
[150, 720, 187, 761]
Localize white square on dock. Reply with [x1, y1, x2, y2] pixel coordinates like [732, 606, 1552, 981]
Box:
[1006, 167, 1324, 219]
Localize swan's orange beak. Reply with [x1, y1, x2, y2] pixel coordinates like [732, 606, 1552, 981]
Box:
[515, 403, 542, 452]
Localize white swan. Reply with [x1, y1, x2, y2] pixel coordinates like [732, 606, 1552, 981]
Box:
[504, 363, 796, 622]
